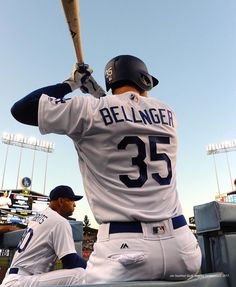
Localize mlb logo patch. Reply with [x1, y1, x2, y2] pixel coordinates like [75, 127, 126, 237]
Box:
[153, 225, 165, 234]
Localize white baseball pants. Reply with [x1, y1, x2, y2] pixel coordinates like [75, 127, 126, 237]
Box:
[1, 267, 85, 287]
[86, 219, 202, 283]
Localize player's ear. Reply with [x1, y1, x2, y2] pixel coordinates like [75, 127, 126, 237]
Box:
[58, 197, 64, 206]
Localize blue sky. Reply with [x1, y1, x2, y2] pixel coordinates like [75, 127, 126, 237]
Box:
[0, 0, 236, 227]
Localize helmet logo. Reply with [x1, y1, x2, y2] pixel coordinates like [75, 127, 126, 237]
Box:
[141, 74, 151, 87]
[105, 67, 113, 82]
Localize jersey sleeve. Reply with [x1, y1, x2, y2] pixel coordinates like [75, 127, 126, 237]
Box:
[38, 94, 94, 139]
[51, 220, 77, 260]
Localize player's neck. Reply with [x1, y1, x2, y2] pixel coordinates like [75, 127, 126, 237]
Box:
[49, 202, 62, 216]
[113, 86, 147, 97]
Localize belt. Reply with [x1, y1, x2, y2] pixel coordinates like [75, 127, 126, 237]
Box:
[9, 268, 19, 274]
[8, 267, 31, 275]
[109, 215, 187, 234]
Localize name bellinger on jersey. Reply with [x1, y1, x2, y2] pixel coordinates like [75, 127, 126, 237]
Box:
[99, 105, 174, 127]
[39, 92, 181, 224]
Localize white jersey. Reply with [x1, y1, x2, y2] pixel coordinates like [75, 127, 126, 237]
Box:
[39, 92, 182, 224]
[10, 207, 76, 274]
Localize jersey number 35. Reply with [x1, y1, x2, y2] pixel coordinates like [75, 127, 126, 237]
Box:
[118, 135, 172, 188]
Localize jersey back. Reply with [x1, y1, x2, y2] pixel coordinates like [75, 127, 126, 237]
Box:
[10, 207, 76, 274]
[39, 92, 182, 223]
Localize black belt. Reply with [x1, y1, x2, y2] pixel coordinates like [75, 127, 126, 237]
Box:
[109, 215, 187, 234]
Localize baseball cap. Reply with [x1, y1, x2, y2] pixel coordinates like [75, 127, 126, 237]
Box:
[49, 185, 83, 201]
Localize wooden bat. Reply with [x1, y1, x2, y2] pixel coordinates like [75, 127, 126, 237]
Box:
[61, 0, 83, 63]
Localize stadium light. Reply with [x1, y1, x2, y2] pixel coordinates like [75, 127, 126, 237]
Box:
[206, 139, 236, 193]
[206, 140, 236, 155]
[2, 132, 55, 153]
[1, 132, 55, 193]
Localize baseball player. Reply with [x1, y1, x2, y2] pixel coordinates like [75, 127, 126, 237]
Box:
[10, 55, 201, 283]
[1, 185, 86, 286]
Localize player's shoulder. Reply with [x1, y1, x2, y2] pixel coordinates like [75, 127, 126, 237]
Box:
[76, 93, 116, 109]
[145, 95, 170, 106]
[42, 207, 66, 222]
[146, 96, 175, 111]
[45, 208, 70, 227]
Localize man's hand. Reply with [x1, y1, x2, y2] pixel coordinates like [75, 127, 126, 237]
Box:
[64, 63, 93, 92]
[81, 75, 106, 98]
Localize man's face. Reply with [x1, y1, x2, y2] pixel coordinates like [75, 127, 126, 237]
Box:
[60, 198, 76, 218]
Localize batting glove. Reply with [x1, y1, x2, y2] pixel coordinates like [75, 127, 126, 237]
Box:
[80, 75, 106, 98]
[64, 63, 92, 92]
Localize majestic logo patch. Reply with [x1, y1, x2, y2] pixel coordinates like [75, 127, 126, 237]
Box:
[120, 243, 129, 249]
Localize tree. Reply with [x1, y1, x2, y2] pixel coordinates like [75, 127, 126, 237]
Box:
[83, 215, 91, 237]
[83, 215, 91, 228]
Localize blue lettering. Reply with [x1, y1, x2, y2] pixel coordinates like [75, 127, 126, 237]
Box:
[139, 110, 152, 125]
[167, 110, 174, 127]
[99, 106, 174, 128]
[149, 108, 160, 124]
[131, 107, 142, 123]
[159, 108, 168, 125]
[110, 106, 124, 123]
[121, 106, 132, 122]
[100, 108, 113, 126]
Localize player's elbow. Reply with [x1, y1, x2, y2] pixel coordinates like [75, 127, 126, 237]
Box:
[61, 253, 87, 269]
[11, 103, 22, 122]
[11, 101, 39, 126]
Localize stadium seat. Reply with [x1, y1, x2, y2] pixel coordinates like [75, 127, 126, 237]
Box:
[45, 272, 229, 286]
[194, 200, 236, 287]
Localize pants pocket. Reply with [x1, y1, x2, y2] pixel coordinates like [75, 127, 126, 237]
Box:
[108, 251, 145, 266]
[175, 227, 202, 275]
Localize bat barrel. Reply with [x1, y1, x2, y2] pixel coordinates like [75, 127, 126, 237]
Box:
[61, 0, 83, 63]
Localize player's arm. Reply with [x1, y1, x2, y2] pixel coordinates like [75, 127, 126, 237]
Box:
[11, 83, 71, 126]
[64, 63, 106, 98]
[11, 64, 105, 126]
[61, 253, 87, 269]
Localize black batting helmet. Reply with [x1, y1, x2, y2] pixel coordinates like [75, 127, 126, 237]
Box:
[104, 55, 159, 92]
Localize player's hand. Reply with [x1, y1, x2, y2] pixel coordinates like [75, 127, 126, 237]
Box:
[81, 75, 106, 98]
[64, 63, 93, 92]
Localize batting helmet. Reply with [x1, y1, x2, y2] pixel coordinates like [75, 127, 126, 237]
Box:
[104, 55, 159, 92]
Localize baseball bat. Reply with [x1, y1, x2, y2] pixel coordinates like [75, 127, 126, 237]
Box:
[61, 0, 84, 63]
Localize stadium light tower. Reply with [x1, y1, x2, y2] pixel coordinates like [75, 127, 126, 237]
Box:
[1, 132, 55, 193]
[206, 140, 236, 193]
